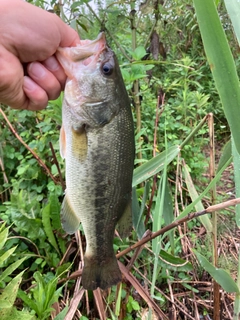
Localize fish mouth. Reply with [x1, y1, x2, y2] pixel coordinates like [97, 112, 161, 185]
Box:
[57, 32, 107, 68]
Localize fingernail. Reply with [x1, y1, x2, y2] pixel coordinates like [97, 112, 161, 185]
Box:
[44, 56, 60, 71]
[23, 76, 38, 92]
[28, 62, 46, 79]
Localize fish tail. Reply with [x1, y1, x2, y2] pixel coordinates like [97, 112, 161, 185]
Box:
[82, 254, 121, 290]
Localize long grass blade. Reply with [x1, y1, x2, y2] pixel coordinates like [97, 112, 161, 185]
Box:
[132, 145, 180, 187]
[193, 0, 240, 154]
[183, 161, 212, 232]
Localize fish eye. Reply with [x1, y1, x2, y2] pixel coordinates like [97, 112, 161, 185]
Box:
[101, 62, 114, 76]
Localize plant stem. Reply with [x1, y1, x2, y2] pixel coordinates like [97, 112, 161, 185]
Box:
[0, 108, 59, 185]
[130, 1, 142, 162]
[208, 113, 220, 320]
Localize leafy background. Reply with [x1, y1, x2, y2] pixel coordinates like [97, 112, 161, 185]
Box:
[0, 0, 240, 319]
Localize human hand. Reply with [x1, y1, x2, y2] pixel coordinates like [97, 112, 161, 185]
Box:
[0, 0, 80, 110]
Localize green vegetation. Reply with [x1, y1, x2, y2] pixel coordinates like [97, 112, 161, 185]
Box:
[1, 0, 240, 319]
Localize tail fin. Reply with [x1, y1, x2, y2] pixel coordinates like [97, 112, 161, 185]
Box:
[82, 255, 121, 290]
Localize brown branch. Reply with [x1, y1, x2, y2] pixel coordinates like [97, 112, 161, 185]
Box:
[60, 197, 240, 283]
[116, 197, 240, 259]
[0, 107, 59, 185]
[49, 141, 65, 190]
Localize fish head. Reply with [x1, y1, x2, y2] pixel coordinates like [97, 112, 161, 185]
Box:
[56, 32, 127, 127]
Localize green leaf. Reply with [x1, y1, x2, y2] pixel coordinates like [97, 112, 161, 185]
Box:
[42, 203, 60, 254]
[0, 246, 18, 266]
[132, 46, 147, 60]
[0, 257, 28, 283]
[132, 183, 148, 239]
[132, 145, 180, 187]
[183, 162, 212, 233]
[159, 250, 193, 271]
[194, 251, 239, 293]
[0, 226, 9, 250]
[217, 139, 232, 173]
[193, 0, 240, 154]
[17, 289, 38, 314]
[224, 0, 240, 45]
[54, 307, 69, 320]
[162, 179, 175, 251]
[232, 138, 240, 227]
[178, 156, 232, 220]
[0, 271, 24, 319]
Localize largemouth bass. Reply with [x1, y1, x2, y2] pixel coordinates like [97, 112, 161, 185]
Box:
[56, 33, 135, 290]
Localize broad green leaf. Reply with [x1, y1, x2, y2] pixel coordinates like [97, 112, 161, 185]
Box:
[194, 251, 239, 293]
[193, 0, 240, 154]
[224, 0, 240, 45]
[232, 138, 240, 227]
[132, 46, 147, 60]
[132, 145, 180, 187]
[183, 162, 212, 233]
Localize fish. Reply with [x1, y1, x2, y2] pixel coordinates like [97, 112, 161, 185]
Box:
[56, 32, 135, 290]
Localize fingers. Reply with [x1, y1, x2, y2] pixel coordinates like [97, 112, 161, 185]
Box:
[23, 77, 48, 111]
[0, 44, 66, 110]
[26, 56, 66, 101]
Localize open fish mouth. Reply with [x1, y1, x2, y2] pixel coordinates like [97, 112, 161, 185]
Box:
[57, 32, 107, 72]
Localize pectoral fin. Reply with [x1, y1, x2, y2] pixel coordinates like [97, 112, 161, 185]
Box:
[72, 126, 88, 161]
[116, 200, 132, 239]
[61, 193, 80, 234]
[60, 126, 66, 159]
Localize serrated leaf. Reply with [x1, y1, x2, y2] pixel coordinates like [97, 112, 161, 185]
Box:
[42, 203, 60, 254]
[0, 246, 18, 266]
[194, 250, 239, 293]
[0, 257, 27, 283]
[0, 227, 9, 250]
[0, 270, 24, 319]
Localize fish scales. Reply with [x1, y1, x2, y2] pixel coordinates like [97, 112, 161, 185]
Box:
[56, 32, 135, 290]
